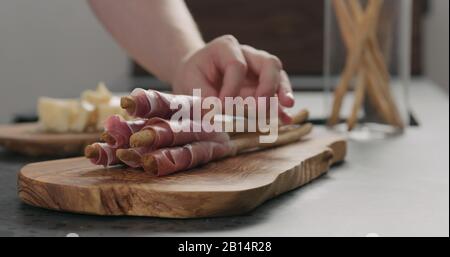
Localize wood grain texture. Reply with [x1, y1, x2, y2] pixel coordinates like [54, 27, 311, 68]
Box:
[0, 123, 100, 157]
[18, 130, 346, 218]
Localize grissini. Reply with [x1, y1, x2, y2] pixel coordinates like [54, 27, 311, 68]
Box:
[120, 96, 136, 116]
[121, 88, 200, 119]
[100, 115, 147, 148]
[120, 124, 310, 169]
[115, 147, 149, 168]
[347, 0, 404, 128]
[85, 143, 120, 166]
[121, 88, 296, 126]
[100, 131, 116, 146]
[141, 123, 313, 176]
[84, 144, 99, 159]
[231, 123, 313, 155]
[128, 117, 229, 148]
[129, 109, 309, 148]
[348, 0, 389, 82]
[342, 0, 397, 125]
[290, 109, 309, 126]
[328, 0, 382, 126]
[347, 69, 367, 131]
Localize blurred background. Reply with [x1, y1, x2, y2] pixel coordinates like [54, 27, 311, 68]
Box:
[0, 0, 448, 123]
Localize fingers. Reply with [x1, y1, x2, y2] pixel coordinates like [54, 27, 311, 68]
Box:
[258, 60, 281, 98]
[241, 45, 294, 124]
[174, 65, 219, 97]
[278, 70, 295, 107]
[221, 63, 247, 100]
[193, 75, 219, 98]
[279, 105, 293, 125]
[241, 45, 279, 97]
[209, 35, 248, 100]
[241, 45, 292, 108]
[192, 37, 293, 127]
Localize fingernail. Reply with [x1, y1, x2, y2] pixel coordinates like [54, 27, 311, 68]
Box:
[286, 92, 294, 100]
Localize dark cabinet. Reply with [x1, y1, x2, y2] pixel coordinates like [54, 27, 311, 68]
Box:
[133, 0, 426, 77]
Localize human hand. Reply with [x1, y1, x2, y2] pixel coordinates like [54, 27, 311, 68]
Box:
[171, 35, 295, 123]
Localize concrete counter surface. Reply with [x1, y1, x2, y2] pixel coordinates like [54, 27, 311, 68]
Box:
[0, 79, 448, 236]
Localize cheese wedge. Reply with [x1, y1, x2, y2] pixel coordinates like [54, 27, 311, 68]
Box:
[96, 96, 129, 130]
[38, 83, 128, 133]
[81, 82, 112, 106]
[38, 97, 77, 133]
[69, 101, 96, 132]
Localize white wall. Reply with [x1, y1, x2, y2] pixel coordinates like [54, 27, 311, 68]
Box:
[0, 0, 129, 123]
[424, 0, 449, 92]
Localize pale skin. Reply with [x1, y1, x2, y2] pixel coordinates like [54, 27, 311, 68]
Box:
[88, 0, 295, 122]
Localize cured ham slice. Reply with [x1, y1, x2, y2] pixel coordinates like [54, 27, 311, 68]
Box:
[129, 117, 229, 148]
[118, 127, 230, 169]
[129, 108, 309, 149]
[121, 88, 200, 119]
[141, 123, 313, 176]
[84, 84, 314, 176]
[102, 115, 146, 148]
[85, 143, 120, 167]
[142, 141, 234, 176]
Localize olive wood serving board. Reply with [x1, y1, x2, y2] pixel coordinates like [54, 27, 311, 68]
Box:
[18, 129, 346, 218]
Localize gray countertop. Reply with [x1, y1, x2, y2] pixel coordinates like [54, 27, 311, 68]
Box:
[0, 79, 448, 237]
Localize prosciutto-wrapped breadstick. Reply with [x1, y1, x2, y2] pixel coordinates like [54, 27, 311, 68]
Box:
[129, 117, 229, 148]
[140, 123, 313, 176]
[115, 147, 150, 168]
[129, 109, 309, 148]
[121, 88, 299, 122]
[101, 115, 147, 148]
[84, 143, 120, 167]
[142, 141, 234, 176]
[117, 125, 230, 168]
[290, 109, 309, 125]
[120, 88, 200, 119]
[226, 108, 309, 132]
[116, 141, 231, 172]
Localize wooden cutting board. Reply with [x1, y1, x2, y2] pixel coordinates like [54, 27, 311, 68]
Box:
[0, 123, 100, 157]
[18, 129, 346, 218]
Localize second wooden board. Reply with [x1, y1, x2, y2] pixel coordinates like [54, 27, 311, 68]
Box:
[18, 129, 346, 218]
[0, 123, 100, 157]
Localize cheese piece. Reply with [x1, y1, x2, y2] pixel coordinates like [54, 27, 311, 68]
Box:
[38, 83, 126, 133]
[69, 101, 95, 132]
[81, 82, 112, 106]
[96, 96, 130, 130]
[38, 97, 77, 133]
